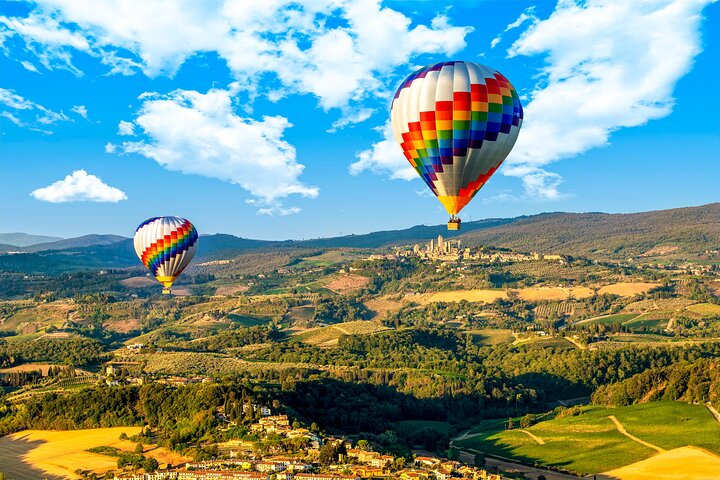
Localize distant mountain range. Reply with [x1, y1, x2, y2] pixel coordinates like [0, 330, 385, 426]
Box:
[0, 233, 64, 247]
[1, 202, 717, 274]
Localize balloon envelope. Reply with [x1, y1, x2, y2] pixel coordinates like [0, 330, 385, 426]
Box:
[391, 61, 523, 216]
[133, 216, 198, 293]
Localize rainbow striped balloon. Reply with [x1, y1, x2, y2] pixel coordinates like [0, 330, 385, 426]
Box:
[391, 61, 523, 221]
[133, 216, 198, 294]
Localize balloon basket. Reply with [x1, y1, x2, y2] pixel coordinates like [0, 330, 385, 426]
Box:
[447, 221, 461, 231]
[162, 288, 172, 295]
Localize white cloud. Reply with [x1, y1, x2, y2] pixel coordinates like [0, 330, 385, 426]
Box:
[31, 170, 127, 203]
[115, 85, 318, 213]
[104, 142, 116, 153]
[20, 60, 40, 73]
[117, 120, 134, 136]
[0, 87, 71, 132]
[327, 107, 374, 133]
[0, 12, 88, 75]
[0, 88, 35, 110]
[256, 205, 301, 216]
[503, 0, 715, 199]
[490, 7, 536, 49]
[1, 111, 24, 126]
[71, 104, 87, 118]
[1, 0, 472, 117]
[482, 192, 520, 205]
[350, 121, 416, 180]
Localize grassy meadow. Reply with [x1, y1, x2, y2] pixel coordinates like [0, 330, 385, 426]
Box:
[454, 401, 720, 475]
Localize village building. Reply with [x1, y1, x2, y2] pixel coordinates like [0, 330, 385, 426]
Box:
[414, 457, 441, 468]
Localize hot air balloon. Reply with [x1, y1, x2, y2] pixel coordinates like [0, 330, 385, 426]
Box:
[133, 216, 198, 294]
[391, 61, 523, 230]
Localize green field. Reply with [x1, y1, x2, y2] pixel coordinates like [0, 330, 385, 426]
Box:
[227, 313, 272, 327]
[469, 329, 514, 346]
[623, 315, 668, 330]
[454, 401, 720, 475]
[515, 336, 577, 350]
[687, 302, 720, 317]
[285, 305, 315, 324]
[606, 333, 672, 343]
[292, 321, 388, 346]
[583, 313, 639, 325]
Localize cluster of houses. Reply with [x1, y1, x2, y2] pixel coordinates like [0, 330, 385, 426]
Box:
[248, 414, 322, 449]
[113, 455, 501, 480]
[112, 443, 504, 480]
[113, 409, 504, 480]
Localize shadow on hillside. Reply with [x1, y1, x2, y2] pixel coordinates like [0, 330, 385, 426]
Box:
[513, 372, 590, 401]
[0, 433, 66, 480]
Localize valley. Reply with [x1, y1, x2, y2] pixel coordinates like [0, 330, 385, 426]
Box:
[1, 204, 719, 479]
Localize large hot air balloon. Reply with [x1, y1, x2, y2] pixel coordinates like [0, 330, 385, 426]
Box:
[133, 216, 198, 294]
[391, 61, 523, 230]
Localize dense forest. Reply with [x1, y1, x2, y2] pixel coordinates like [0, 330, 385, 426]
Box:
[251, 328, 720, 402]
[0, 337, 106, 367]
[592, 358, 720, 407]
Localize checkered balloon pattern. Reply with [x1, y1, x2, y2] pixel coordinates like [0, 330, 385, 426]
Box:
[391, 61, 523, 215]
[133, 216, 198, 284]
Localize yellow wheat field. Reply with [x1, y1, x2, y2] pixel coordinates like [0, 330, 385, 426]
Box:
[517, 286, 595, 301]
[423, 289, 508, 303]
[597, 282, 660, 296]
[604, 446, 720, 480]
[418, 282, 659, 305]
[0, 427, 142, 479]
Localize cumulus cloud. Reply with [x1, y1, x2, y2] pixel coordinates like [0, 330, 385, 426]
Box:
[117, 120, 134, 136]
[31, 170, 127, 203]
[1, 0, 472, 118]
[114, 85, 318, 214]
[0, 87, 71, 132]
[353, 0, 714, 201]
[502, 0, 716, 199]
[350, 121, 415, 180]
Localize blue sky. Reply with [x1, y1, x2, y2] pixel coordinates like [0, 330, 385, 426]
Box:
[1, 0, 718, 240]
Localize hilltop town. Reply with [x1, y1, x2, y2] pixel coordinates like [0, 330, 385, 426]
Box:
[364, 235, 565, 265]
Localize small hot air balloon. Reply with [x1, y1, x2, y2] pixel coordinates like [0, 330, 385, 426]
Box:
[133, 216, 198, 294]
[391, 61, 523, 230]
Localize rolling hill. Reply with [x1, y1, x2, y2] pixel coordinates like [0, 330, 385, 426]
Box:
[1, 202, 717, 273]
[458, 202, 720, 258]
[0, 233, 63, 247]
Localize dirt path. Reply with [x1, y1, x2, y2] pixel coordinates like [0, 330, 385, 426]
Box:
[608, 415, 665, 453]
[451, 430, 484, 443]
[564, 336, 586, 350]
[518, 429, 545, 445]
[665, 316, 676, 332]
[705, 402, 720, 425]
